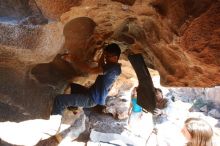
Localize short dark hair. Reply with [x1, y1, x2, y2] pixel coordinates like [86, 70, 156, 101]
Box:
[155, 88, 162, 93]
[104, 43, 121, 58]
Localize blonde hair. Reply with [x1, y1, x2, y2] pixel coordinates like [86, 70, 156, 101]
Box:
[185, 118, 213, 146]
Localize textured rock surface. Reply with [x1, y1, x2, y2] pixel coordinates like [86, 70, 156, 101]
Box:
[0, 0, 31, 18]
[0, 22, 65, 121]
[35, 0, 82, 20]
[0, 0, 219, 123]
[58, 0, 220, 86]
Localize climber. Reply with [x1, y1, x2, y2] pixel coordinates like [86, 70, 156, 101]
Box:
[51, 43, 122, 115]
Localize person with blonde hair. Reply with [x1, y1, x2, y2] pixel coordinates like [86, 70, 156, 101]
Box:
[182, 117, 213, 146]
